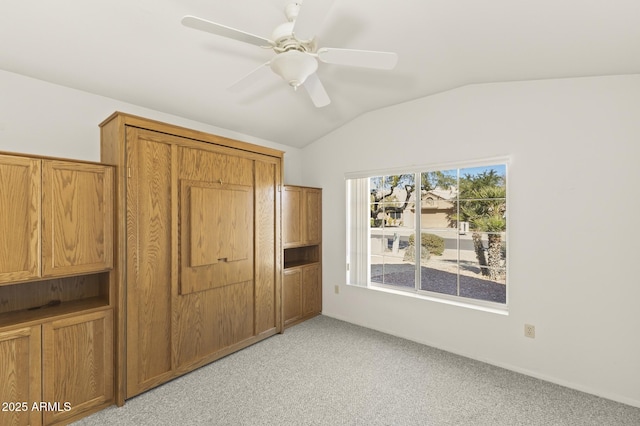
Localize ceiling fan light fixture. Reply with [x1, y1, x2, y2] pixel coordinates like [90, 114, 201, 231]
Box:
[269, 50, 318, 89]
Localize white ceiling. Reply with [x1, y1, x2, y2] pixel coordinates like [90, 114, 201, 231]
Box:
[1, 0, 639, 148]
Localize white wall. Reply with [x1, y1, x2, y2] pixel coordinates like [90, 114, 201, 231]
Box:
[301, 74, 640, 407]
[0, 69, 303, 182]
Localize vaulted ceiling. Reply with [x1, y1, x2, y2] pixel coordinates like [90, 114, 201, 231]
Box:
[1, 0, 639, 147]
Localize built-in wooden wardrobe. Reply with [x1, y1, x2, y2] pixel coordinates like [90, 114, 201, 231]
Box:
[100, 112, 283, 405]
[0, 152, 114, 426]
[282, 185, 322, 328]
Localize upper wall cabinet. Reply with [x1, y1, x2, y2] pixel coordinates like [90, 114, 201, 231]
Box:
[283, 186, 322, 248]
[0, 153, 114, 286]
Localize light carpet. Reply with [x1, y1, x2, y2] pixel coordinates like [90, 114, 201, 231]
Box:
[74, 315, 640, 425]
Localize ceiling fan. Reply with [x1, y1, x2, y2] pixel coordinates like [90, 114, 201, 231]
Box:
[182, 1, 398, 107]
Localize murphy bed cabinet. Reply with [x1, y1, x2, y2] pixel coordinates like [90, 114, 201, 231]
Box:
[100, 112, 283, 405]
[282, 186, 322, 328]
[0, 152, 115, 426]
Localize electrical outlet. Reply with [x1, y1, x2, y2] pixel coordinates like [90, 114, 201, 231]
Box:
[524, 324, 536, 339]
[334, 285, 340, 294]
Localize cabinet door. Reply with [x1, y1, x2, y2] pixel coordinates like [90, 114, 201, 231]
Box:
[41, 161, 113, 277]
[283, 268, 302, 326]
[42, 309, 113, 425]
[125, 128, 174, 398]
[0, 155, 41, 284]
[302, 263, 321, 317]
[0, 326, 42, 426]
[283, 186, 303, 247]
[304, 188, 322, 245]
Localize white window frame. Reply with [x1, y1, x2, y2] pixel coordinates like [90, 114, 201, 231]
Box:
[346, 157, 509, 314]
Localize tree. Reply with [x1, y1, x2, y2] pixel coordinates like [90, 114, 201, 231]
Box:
[370, 172, 457, 227]
[370, 175, 414, 226]
[454, 171, 506, 281]
[421, 170, 456, 192]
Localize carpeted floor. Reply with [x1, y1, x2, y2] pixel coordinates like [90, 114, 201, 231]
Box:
[74, 316, 640, 425]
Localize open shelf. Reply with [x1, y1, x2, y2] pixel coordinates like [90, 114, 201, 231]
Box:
[0, 297, 110, 328]
[284, 245, 320, 269]
[0, 272, 110, 328]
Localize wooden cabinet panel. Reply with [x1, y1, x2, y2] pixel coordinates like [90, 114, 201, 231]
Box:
[304, 189, 322, 245]
[282, 186, 303, 247]
[0, 326, 42, 426]
[189, 185, 251, 266]
[173, 280, 254, 369]
[254, 160, 279, 334]
[180, 180, 253, 295]
[41, 161, 113, 277]
[0, 155, 41, 284]
[283, 268, 302, 326]
[42, 309, 113, 426]
[125, 129, 173, 398]
[302, 263, 321, 317]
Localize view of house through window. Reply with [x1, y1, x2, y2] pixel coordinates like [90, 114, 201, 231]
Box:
[347, 162, 507, 306]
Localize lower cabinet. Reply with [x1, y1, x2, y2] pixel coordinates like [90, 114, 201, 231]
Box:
[283, 263, 321, 327]
[0, 309, 113, 426]
[0, 325, 41, 426]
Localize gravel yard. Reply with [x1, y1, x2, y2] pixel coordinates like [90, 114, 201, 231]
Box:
[371, 261, 506, 304]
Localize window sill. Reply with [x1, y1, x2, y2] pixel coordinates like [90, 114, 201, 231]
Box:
[353, 283, 509, 316]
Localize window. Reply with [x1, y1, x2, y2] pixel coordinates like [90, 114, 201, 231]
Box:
[346, 160, 508, 308]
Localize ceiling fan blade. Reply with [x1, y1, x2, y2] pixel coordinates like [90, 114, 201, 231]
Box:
[303, 73, 331, 108]
[228, 62, 273, 92]
[317, 47, 398, 70]
[182, 15, 273, 47]
[292, 0, 336, 42]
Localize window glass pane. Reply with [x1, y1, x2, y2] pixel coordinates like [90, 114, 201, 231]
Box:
[458, 231, 506, 303]
[456, 162, 507, 298]
[418, 229, 458, 295]
[379, 225, 416, 289]
[459, 165, 506, 200]
[370, 254, 416, 289]
[458, 199, 507, 233]
[459, 272, 506, 303]
[421, 170, 458, 193]
[370, 174, 416, 289]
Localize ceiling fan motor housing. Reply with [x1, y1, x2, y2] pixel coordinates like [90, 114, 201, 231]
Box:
[272, 22, 315, 53]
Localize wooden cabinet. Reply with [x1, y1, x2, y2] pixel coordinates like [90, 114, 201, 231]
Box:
[0, 310, 112, 426]
[0, 154, 113, 285]
[100, 112, 283, 403]
[283, 186, 322, 328]
[283, 263, 321, 327]
[0, 151, 115, 425]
